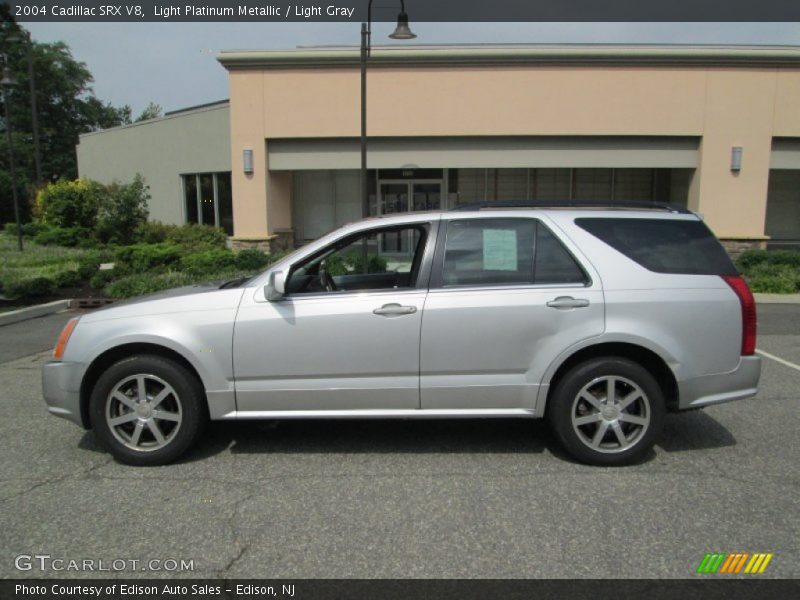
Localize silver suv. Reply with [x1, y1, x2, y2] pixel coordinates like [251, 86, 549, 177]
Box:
[43, 203, 761, 466]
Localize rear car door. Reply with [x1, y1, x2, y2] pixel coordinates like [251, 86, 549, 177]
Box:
[420, 215, 604, 411]
[232, 220, 436, 413]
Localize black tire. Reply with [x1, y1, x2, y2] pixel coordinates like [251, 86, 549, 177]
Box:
[89, 354, 207, 466]
[547, 357, 665, 466]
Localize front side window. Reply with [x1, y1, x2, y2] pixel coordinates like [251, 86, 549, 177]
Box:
[286, 225, 428, 295]
[440, 218, 587, 287]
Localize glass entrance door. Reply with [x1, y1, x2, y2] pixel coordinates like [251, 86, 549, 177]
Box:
[378, 180, 442, 255]
[378, 180, 442, 216]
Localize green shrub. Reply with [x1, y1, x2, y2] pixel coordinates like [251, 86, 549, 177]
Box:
[3, 221, 45, 238]
[736, 249, 800, 294]
[33, 226, 95, 248]
[96, 174, 150, 245]
[74, 249, 112, 279]
[3, 276, 56, 299]
[134, 220, 178, 244]
[180, 249, 236, 275]
[114, 243, 182, 274]
[742, 264, 800, 294]
[165, 223, 228, 251]
[104, 271, 196, 299]
[53, 269, 82, 288]
[35, 179, 104, 229]
[234, 248, 270, 271]
[736, 249, 800, 270]
[90, 269, 117, 290]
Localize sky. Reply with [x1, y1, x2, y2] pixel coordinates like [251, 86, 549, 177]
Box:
[23, 22, 800, 115]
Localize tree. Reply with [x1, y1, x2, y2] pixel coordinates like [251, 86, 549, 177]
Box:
[136, 102, 163, 122]
[0, 9, 132, 223]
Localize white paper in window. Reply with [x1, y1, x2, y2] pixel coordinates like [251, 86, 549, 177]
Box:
[483, 229, 518, 271]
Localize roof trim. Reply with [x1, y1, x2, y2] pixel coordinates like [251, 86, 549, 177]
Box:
[79, 100, 229, 139]
[218, 44, 800, 70]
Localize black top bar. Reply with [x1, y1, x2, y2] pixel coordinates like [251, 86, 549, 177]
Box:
[449, 200, 693, 214]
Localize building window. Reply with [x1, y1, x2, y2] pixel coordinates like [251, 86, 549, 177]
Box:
[448, 168, 691, 207]
[182, 172, 234, 235]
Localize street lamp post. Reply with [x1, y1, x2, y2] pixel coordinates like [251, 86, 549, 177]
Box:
[360, 1, 416, 217]
[1, 55, 23, 251]
[21, 32, 42, 186]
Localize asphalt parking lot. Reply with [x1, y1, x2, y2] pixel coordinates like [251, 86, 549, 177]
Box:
[0, 305, 798, 579]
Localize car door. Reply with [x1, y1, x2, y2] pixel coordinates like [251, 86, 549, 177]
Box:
[232, 220, 437, 413]
[420, 215, 604, 411]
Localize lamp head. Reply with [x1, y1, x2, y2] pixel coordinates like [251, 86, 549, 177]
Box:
[389, 11, 416, 40]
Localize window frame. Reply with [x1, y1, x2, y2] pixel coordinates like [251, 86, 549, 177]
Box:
[429, 216, 590, 290]
[284, 221, 437, 299]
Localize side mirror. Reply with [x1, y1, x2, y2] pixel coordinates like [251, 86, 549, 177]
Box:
[265, 270, 286, 302]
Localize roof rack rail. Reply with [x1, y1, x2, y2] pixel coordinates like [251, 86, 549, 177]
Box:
[449, 200, 693, 214]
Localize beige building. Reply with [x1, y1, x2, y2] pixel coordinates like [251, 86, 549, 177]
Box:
[79, 45, 800, 253]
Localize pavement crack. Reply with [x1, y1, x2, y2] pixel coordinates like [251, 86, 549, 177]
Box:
[0, 457, 114, 504]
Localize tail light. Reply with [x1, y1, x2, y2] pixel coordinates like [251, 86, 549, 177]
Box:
[722, 275, 756, 356]
[53, 317, 79, 360]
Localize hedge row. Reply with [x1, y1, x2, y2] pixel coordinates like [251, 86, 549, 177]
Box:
[0, 225, 284, 300]
[736, 250, 800, 294]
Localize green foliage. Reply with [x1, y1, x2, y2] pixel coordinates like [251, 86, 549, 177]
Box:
[135, 102, 163, 122]
[165, 223, 228, 251]
[90, 269, 116, 290]
[134, 220, 175, 244]
[103, 269, 251, 299]
[103, 272, 195, 299]
[33, 226, 96, 248]
[113, 243, 182, 274]
[180, 249, 236, 276]
[34, 179, 104, 229]
[95, 174, 150, 245]
[736, 249, 800, 270]
[53, 269, 82, 288]
[234, 248, 270, 271]
[736, 249, 800, 294]
[4, 221, 48, 238]
[0, 23, 132, 226]
[741, 264, 800, 294]
[2, 276, 56, 299]
[324, 253, 388, 276]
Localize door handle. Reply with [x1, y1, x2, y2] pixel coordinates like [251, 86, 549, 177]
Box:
[373, 303, 417, 316]
[546, 296, 590, 310]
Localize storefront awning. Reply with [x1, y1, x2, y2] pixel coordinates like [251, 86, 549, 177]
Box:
[268, 136, 699, 171]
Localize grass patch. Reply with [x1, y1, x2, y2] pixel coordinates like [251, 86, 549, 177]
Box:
[0, 236, 92, 299]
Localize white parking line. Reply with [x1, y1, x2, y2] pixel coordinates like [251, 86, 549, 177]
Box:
[756, 349, 800, 373]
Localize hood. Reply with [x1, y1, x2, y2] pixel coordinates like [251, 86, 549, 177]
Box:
[80, 279, 249, 324]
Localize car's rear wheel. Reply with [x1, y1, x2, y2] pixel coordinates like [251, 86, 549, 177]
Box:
[548, 357, 665, 466]
[89, 355, 206, 466]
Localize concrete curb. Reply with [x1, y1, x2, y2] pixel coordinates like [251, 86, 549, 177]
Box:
[754, 293, 800, 304]
[0, 299, 70, 327]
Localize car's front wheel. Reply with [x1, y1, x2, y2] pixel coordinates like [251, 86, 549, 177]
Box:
[89, 355, 207, 466]
[548, 357, 665, 466]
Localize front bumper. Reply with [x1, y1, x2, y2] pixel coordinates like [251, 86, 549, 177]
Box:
[42, 360, 86, 427]
[677, 355, 761, 410]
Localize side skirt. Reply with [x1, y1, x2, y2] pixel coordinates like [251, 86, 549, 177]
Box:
[215, 408, 539, 420]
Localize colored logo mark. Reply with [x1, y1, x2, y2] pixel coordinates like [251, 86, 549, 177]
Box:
[696, 552, 774, 574]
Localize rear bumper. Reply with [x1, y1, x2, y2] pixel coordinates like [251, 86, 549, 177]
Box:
[677, 355, 761, 410]
[42, 360, 86, 428]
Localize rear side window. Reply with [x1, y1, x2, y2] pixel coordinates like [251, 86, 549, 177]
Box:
[575, 217, 737, 275]
[440, 218, 587, 287]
